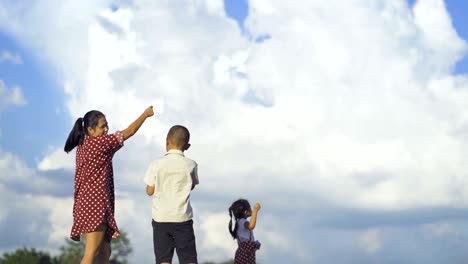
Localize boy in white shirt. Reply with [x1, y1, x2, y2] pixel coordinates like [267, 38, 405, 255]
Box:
[144, 125, 199, 264]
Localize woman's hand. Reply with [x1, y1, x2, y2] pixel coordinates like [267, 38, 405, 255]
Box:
[145, 106, 154, 118]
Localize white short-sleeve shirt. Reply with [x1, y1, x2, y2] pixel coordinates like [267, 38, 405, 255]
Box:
[237, 218, 255, 242]
[144, 149, 199, 222]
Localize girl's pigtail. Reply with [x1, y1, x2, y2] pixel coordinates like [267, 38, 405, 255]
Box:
[64, 117, 85, 153]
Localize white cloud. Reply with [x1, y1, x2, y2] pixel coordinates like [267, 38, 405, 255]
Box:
[413, 0, 467, 73]
[197, 211, 237, 261]
[41, 196, 74, 245]
[0, 150, 72, 254]
[0, 80, 26, 111]
[423, 222, 458, 238]
[0, 150, 34, 182]
[0, 192, 74, 256]
[358, 228, 383, 254]
[2, 0, 468, 263]
[37, 147, 74, 171]
[0, 50, 22, 64]
[0, 150, 72, 198]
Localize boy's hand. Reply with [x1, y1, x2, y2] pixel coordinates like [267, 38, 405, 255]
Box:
[253, 202, 261, 212]
[145, 106, 154, 117]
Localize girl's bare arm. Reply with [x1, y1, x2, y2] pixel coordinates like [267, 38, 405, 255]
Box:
[246, 202, 261, 230]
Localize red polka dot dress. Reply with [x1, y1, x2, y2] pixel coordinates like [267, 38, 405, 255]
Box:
[70, 131, 124, 242]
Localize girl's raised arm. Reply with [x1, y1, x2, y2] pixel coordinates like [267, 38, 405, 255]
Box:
[247, 202, 261, 230]
[122, 106, 154, 141]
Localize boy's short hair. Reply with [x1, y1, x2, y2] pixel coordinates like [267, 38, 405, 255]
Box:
[167, 125, 190, 147]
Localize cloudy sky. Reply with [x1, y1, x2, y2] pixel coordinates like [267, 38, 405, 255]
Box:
[1, 0, 468, 263]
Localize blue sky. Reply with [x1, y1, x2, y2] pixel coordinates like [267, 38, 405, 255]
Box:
[0, 32, 69, 168]
[443, 0, 468, 73]
[2, 1, 468, 263]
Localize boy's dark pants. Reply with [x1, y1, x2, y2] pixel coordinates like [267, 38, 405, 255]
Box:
[152, 219, 198, 264]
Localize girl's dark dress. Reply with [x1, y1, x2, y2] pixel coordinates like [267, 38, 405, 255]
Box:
[235, 218, 258, 264]
[70, 131, 123, 241]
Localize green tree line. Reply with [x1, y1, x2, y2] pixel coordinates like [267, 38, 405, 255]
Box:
[0, 230, 132, 264]
[0, 230, 233, 264]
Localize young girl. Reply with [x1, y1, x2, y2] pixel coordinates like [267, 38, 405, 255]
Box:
[64, 106, 154, 264]
[228, 199, 262, 264]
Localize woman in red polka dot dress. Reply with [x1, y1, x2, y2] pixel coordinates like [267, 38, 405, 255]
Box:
[64, 106, 154, 264]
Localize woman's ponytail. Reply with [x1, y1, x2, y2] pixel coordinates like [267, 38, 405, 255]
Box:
[64, 117, 85, 153]
[64, 110, 105, 153]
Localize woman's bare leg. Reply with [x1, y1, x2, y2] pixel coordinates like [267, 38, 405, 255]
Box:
[96, 240, 111, 264]
[81, 224, 108, 264]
